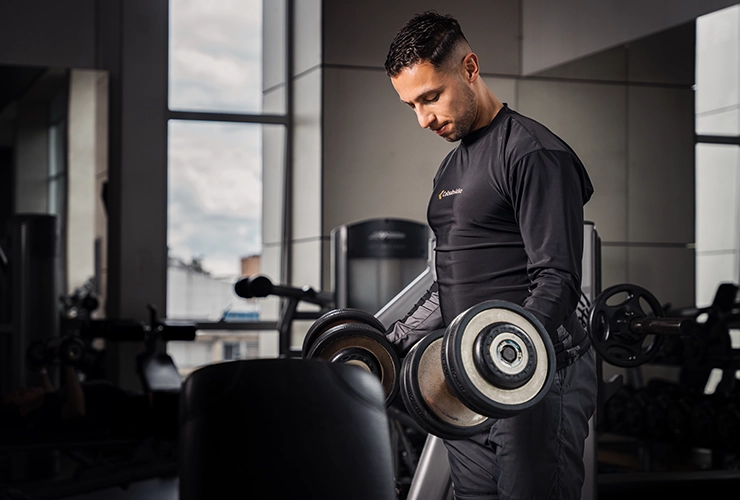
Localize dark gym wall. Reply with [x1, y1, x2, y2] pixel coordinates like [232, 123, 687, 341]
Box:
[0, 0, 98, 69]
[0, 149, 11, 242]
[0, 0, 169, 391]
[521, 0, 739, 74]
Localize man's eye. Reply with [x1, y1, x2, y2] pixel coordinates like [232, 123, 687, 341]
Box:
[425, 94, 440, 103]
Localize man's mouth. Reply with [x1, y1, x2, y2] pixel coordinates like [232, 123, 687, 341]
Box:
[433, 123, 448, 135]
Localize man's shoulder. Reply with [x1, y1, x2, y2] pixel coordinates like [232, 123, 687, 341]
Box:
[500, 108, 572, 159]
[506, 110, 568, 150]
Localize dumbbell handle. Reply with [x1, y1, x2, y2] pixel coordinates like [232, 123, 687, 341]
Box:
[235, 275, 334, 307]
[628, 317, 696, 336]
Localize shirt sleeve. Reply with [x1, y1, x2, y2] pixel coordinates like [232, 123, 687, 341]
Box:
[508, 149, 587, 337]
[385, 282, 444, 355]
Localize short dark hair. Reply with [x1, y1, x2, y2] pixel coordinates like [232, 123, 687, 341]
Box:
[385, 11, 468, 78]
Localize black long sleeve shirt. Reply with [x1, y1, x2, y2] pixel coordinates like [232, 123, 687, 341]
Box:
[388, 105, 594, 368]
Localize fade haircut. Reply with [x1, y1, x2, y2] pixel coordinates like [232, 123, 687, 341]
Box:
[385, 11, 469, 78]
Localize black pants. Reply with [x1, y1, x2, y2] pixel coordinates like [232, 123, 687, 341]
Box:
[444, 348, 597, 500]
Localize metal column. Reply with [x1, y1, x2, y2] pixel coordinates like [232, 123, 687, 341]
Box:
[8, 214, 60, 391]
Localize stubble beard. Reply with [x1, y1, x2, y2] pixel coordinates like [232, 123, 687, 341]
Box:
[444, 84, 478, 142]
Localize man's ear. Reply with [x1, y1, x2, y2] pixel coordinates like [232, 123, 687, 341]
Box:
[462, 53, 480, 83]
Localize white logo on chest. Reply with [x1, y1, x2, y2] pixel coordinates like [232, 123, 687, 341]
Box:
[438, 188, 463, 200]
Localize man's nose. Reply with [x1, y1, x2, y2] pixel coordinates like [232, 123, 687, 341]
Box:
[416, 109, 435, 129]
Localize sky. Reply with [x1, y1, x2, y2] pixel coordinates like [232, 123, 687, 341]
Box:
[167, 0, 266, 278]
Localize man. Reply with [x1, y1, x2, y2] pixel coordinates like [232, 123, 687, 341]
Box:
[384, 11, 597, 500]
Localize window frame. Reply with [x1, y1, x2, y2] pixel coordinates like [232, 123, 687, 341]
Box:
[165, 0, 294, 334]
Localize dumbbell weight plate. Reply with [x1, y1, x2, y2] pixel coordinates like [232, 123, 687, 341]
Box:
[442, 300, 556, 418]
[301, 308, 387, 358]
[305, 322, 400, 407]
[400, 329, 492, 440]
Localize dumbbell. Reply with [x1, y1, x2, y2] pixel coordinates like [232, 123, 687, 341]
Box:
[302, 308, 482, 437]
[303, 308, 401, 408]
[302, 308, 387, 358]
[305, 300, 556, 440]
[400, 329, 492, 440]
[399, 300, 555, 439]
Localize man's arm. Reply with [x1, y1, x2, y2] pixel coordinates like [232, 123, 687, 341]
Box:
[386, 282, 444, 355]
[510, 149, 591, 338]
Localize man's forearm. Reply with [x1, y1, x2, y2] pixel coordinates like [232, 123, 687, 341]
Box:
[386, 282, 444, 354]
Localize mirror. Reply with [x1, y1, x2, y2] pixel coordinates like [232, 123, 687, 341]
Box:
[0, 64, 109, 393]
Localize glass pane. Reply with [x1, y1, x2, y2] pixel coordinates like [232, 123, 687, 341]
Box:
[169, 0, 264, 114]
[696, 108, 740, 137]
[167, 120, 282, 321]
[695, 4, 740, 121]
[694, 143, 740, 307]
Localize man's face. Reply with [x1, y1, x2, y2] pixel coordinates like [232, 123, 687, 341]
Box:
[391, 60, 477, 142]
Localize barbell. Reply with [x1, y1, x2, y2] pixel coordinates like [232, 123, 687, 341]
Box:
[587, 283, 697, 368]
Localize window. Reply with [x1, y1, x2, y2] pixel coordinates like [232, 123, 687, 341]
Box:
[695, 5, 740, 307]
[223, 341, 241, 360]
[167, 120, 270, 322]
[166, 0, 288, 368]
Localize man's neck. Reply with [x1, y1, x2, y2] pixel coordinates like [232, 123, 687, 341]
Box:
[473, 89, 504, 132]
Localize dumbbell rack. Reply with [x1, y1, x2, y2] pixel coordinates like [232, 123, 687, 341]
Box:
[593, 283, 740, 497]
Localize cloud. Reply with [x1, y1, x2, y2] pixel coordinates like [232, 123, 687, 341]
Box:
[168, 120, 267, 277]
[169, 120, 263, 215]
[169, 0, 263, 113]
[173, 49, 259, 88]
[167, 0, 273, 278]
[168, 177, 261, 277]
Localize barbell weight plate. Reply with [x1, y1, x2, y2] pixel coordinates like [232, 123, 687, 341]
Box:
[587, 283, 664, 368]
[301, 308, 387, 358]
[305, 322, 400, 407]
[400, 329, 492, 440]
[441, 300, 555, 418]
